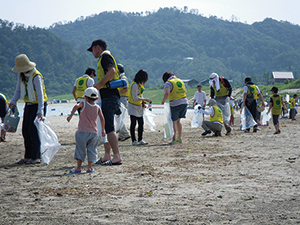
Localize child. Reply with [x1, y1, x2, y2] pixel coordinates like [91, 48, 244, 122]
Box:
[229, 97, 235, 126]
[127, 69, 151, 146]
[289, 94, 298, 121]
[267, 86, 286, 134]
[67, 87, 105, 173]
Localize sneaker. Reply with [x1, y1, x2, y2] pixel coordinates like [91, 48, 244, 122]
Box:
[244, 129, 250, 133]
[214, 131, 221, 136]
[139, 140, 148, 145]
[202, 130, 212, 136]
[132, 140, 140, 146]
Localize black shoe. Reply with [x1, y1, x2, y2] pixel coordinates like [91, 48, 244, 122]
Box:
[214, 131, 221, 136]
[202, 130, 212, 136]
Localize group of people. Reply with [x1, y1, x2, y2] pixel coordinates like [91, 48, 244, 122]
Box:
[1, 38, 297, 172]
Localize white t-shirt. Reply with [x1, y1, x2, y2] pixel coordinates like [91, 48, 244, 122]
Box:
[193, 91, 206, 106]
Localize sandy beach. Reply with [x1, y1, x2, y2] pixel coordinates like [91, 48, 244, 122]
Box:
[0, 106, 299, 224]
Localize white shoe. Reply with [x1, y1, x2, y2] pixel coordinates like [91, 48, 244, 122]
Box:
[132, 140, 140, 146]
[139, 140, 148, 145]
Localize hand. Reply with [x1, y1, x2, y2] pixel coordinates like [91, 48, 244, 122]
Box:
[93, 83, 101, 90]
[66, 116, 72, 122]
[101, 131, 106, 137]
[9, 103, 16, 109]
[243, 102, 246, 107]
[144, 98, 151, 103]
[161, 100, 165, 105]
[262, 102, 265, 107]
[37, 113, 43, 121]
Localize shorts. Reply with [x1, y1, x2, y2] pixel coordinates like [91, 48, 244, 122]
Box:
[0, 96, 7, 118]
[272, 114, 279, 125]
[170, 104, 187, 121]
[74, 131, 98, 162]
[101, 95, 120, 134]
[290, 108, 297, 117]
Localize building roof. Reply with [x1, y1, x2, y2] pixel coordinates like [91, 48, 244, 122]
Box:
[181, 79, 198, 83]
[272, 71, 294, 79]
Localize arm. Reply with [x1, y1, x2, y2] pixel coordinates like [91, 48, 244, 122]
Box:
[94, 66, 116, 90]
[72, 86, 77, 100]
[33, 75, 45, 120]
[243, 92, 247, 107]
[10, 75, 21, 107]
[162, 87, 170, 105]
[210, 87, 214, 99]
[258, 93, 265, 107]
[98, 107, 106, 137]
[192, 99, 196, 108]
[67, 102, 83, 122]
[203, 99, 206, 109]
[224, 78, 232, 97]
[119, 87, 128, 95]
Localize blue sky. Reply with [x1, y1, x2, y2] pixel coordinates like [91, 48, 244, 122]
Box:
[0, 0, 299, 28]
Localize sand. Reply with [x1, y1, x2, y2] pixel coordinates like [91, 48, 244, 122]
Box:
[0, 106, 299, 224]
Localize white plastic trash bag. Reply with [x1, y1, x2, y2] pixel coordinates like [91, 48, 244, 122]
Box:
[240, 107, 257, 130]
[191, 105, 203, 128]
[97, 116, 108, 144]
[261, 109, 271, 125]
[143, 108, 156, 131]
[34, 117, 61, 165]
[115, 102, 127, 133]
[164, 103, 174, 140]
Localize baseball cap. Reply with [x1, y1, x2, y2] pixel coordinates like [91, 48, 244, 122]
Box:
[87, 39, 107, 52]
[84, 87, 98, 99]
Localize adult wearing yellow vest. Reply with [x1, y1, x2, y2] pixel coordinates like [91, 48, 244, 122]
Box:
[10, 54, 48, 165]
[199, 99, 223, 136]
[87, 39, 122, 166]
[242, 77, 265, 133]
[117, 64, 131, 141]
[162, 71, 188, 145]
[209, 73, 232, 135]
[72, 68, 96, 115]
[0, 93, 8, 142]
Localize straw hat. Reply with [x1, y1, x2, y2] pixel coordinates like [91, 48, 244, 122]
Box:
[12, 54, 36, 73]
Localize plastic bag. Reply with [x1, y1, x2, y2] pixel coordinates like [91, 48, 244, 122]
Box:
[164, 103, 174, 140]
[115, 102, 127, 133]
[216, 99, 231, 125]
[34, 117, 61, 165]
[261, 109, 271, 125]
[96, 100, 108, 144]
[143, 108, 156, 131]
[240, 107, 257, 130]
[191, 105, 203, 128]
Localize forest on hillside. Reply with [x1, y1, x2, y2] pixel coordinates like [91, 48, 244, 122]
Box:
[1, 7, 300, 98]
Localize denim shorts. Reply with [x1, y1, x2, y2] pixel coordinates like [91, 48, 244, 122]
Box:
[101, 95, 120, 133]
[170, 104, 187, 121]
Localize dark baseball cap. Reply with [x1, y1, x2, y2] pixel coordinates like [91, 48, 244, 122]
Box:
[87, 39, 107, 52]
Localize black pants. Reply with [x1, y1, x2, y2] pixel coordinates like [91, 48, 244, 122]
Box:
[22, 103, 47, 160]
[130, 115, 144, 142]
[246, 100, 258, 130]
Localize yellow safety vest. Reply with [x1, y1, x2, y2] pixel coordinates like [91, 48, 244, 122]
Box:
[289, 98, 295, 109]
[76, 76, 89, 98]
[168, 78, 187, 102]
[210, 106, 223, 124]
[271, 95, 282, 115]
[213, 81, 228, 97]
[128, 82, 144, 106]
[247, 84, 259, 100]
[97, 51, 119, 89]
[23, 70, 48, 104]
[118, 74, 129, 97]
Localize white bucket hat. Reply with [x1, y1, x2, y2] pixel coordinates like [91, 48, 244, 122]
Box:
[12, 54, 36, 73]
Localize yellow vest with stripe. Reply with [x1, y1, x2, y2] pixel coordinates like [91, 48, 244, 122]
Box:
[247, 84, 259, 100]
[213, 81, 228, 97]
[0, 93, 7, 104]
[271, 95, 282, 115]
[289, 98, 295, 109]
[128, 82, 144, 106]
[23, 70, 48, 104]
[97, 51, 119, 89]
[76, 76, 89, 98]
[118, 74, 129, 97]
[210, 106, 223, 124]
[168, 78, 187, 102]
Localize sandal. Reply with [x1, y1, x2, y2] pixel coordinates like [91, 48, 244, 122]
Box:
[100, 159, 122, 166]
[15, 159, 26, 164]
[69, 168, 81, 174]
[25, 159, 41, 164]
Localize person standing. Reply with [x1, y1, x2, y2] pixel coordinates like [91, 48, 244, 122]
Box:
[289, 94, 298, 121]
[117, 64, 131, 141]
[161, 71, 188, 145]
[193, 84, 206, 109]
[67, 87, 106, 173]
[0, 93, 8, 142]
[128, 69, 151, 146]
[72, 68, 96, 115]
[209, 73, 232, 135]
[87, 39, 122, 166]
[242, 77, 265, 133]
[10, 54, 48, 164]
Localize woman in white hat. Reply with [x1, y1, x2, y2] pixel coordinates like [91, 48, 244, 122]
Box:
[10, 54, 48, 165]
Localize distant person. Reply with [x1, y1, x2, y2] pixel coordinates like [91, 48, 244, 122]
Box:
[193, 84, 206, 110]
[209, 73, 232, 135]
[117, 64, 131, 141]
[0, 93, 8, 142]
[72, 68, 96, 115]
[229, 97, 236, 126]
[267, 86, 286, 134]
[289, 94, 298, 121]
[87, 39, 122, 166]
[242, 77, 265, 133]
[10, 54, 48, 165]
[199, 99, 223, 136]
[128, 69, 151, 146]
[161, 71, 188, 145]
[67, 87, 105, 173]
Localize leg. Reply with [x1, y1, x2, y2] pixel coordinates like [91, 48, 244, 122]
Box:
[107, 131, 122, 163]
[76, 159, 82, 171]
[137, 116, 144, 142]
[130, 115, 137, 142]
[175, 119, 182, 140]
[172, 120, 177, 142]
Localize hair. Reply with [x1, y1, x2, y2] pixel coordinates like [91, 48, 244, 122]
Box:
[96, 39, 107, 51]
[197, 84, 202, 88]
[294, 94, 297, 97]
[133, 69, 148, 84]
[162, 71, 175, 83]
[245, 77, 252, 83]
[85, 68, 95, 75]
[20, 72, 26, 83]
